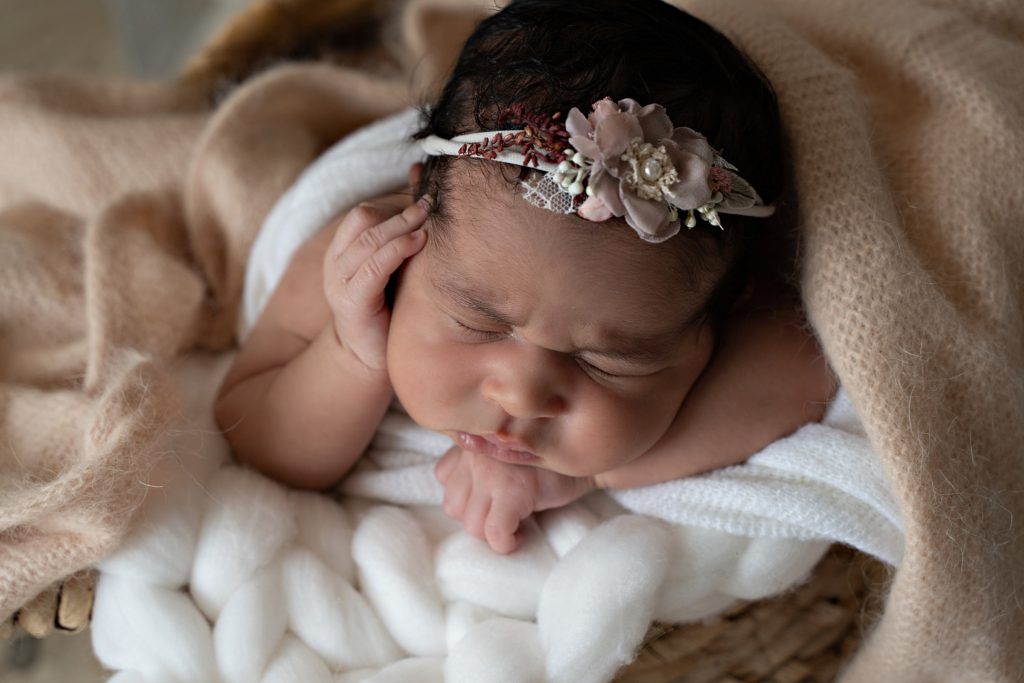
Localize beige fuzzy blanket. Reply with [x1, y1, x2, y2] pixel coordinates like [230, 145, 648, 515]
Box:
[1, 0, 1021, 680]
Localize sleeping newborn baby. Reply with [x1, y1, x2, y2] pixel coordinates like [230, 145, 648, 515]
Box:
[215, 0, 836, 554]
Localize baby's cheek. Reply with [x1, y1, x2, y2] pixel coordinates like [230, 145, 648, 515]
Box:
[387, 314, 430, 413]
[559, 395, 660, 475]
[389, 339, 441, 420]
[388, 330, 470, 428]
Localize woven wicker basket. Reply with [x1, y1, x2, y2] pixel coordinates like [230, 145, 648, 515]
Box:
[616, 547, 886, 682]
[3, 3, 890, 681]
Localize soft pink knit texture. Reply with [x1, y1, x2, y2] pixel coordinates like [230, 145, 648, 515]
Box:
[1, 0, 1022, 680]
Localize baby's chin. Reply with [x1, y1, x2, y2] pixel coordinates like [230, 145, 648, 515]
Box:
[539, 459, 613, 479]
[507, 449, 612, 478]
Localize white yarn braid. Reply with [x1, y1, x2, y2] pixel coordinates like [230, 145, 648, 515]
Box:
[89, 354, 898, 683]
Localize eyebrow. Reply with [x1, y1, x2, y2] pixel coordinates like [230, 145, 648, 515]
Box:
[434, 278, 686, 363]
[436, 278, 519, 326]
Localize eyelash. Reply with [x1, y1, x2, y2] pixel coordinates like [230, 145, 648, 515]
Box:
[453, 318, 504, 340]
[575, 357, 623, 379]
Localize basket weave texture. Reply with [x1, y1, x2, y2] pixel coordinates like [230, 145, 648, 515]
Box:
[616, 548, 885, 682]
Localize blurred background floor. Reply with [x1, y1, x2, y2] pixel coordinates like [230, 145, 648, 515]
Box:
[0, 0, 256, 78]
[2, 633, 106, 683]
[0, 2, 255, 678]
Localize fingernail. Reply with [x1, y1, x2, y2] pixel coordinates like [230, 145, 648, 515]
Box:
[416, 195, 431, 210]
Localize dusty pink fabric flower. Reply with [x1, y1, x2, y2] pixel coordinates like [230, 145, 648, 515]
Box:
[566, 98, 714, 241]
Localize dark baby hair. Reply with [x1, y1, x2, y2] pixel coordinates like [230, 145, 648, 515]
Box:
[416, 0, 786, 328]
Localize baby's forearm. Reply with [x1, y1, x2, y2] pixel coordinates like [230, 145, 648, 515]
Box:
[215, 325, 393, 489]
[595, 307, 836, 490]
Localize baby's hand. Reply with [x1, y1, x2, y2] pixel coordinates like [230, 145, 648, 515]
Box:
[435, 446, 596, 554]
[322, 198, 428, 372]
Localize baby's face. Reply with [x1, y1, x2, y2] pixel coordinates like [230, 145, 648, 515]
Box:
[387, 173, 717, 477]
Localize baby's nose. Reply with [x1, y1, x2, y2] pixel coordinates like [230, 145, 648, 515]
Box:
[481, 349, 567, 420]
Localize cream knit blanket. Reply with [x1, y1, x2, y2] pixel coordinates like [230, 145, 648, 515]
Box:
[1, 0, 1022, 680]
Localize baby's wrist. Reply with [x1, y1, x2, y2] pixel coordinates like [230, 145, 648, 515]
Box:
[317, 325, 390, 387]
[573, 474, 599, 498]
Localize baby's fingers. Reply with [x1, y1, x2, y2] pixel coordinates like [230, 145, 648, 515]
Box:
[330, 199, 428, 281]
[462, 492, 492, 543]
[344, 227, 426, 307]
[435, 446, 460, 484]
[441, 459, 471, 521]
[485, 497, 526, 554]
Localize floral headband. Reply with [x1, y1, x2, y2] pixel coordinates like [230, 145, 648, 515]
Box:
[421, 97, 774, 242]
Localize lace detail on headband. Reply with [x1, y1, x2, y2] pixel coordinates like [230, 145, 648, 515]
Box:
[520, 173, 579, 215]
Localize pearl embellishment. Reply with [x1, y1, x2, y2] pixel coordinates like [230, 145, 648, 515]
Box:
[641, 158, 663, 182]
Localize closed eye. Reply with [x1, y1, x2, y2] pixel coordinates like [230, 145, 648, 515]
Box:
[452, 317, 505, 340]
[575, 351, 667, 380]
[576, 355, 650, 380]
[452, 316, 660, 378]
[576, 357, 622, 379]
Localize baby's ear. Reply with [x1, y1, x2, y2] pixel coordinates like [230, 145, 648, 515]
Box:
[408, 162, 424, 191]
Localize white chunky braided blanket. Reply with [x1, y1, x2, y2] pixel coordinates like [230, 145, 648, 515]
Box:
[91, 354, 896, 683]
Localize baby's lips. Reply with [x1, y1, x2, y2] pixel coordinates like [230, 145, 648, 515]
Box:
[457, 431, 540, 465]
